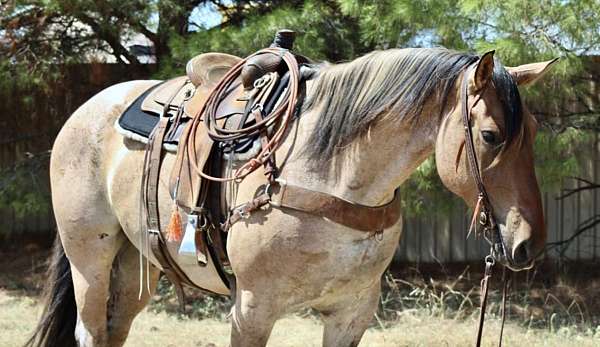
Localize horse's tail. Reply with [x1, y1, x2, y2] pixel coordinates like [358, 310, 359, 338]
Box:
[25, 235, 77, 347]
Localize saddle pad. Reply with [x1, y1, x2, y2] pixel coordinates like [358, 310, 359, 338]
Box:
[115, 82, 190, 152]
[115, 79, 262, 157]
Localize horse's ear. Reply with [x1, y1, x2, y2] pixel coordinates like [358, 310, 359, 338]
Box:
[506, 58, 559, 86]
[473, 50, 495, 91]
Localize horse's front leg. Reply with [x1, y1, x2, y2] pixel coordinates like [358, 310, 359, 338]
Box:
[230, 283, 284, 347]
[317, 280, 381, 347]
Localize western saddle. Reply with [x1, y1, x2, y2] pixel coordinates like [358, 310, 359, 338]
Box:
[139, 30, 402, 307]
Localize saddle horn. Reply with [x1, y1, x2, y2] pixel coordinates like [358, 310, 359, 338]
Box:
[241, 29, 297, 90]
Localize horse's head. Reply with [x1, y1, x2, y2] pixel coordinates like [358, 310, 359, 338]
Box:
[435, 51, 557, 270]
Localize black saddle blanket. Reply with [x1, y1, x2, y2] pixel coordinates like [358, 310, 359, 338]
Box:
[117, 82, 183, 145]
[116, 82, 258, 154]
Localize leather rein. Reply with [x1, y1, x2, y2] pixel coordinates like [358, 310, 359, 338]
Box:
[460, 64, 510, 347]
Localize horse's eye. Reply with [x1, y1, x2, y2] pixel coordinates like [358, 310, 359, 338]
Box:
[481, 130, 496, 144]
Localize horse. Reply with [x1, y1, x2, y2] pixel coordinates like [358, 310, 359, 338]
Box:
[27, 47, 556, 347]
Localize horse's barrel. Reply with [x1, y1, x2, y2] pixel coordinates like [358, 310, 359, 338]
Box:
[241, 29, 296, 90]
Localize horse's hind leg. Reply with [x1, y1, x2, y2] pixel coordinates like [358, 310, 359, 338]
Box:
[59, 221, 124, 347]
[318, 281, 381, 347]
[51, 135, 127, 346]
[106, 240, 160, 346]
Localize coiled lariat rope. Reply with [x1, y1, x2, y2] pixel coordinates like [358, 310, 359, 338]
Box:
[181, 48, 300, 183]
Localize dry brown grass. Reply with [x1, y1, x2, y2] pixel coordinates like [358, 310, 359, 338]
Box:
[2, 289, 599, 347]
[2, 248, 600, 346]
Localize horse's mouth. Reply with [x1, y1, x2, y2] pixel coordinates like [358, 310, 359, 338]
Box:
[492, 245, 535, 272]
[483, 224, 536, 272]
[505, 260, 534, 272]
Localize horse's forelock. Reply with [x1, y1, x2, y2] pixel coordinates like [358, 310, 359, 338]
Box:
[491, 59, 524, 150]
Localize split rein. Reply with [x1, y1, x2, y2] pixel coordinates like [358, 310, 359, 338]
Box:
[477, 256, 510, 347]
[461, 64, 510, 347]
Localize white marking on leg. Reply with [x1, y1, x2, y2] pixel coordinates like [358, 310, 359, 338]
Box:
[75, 314, 94, 347]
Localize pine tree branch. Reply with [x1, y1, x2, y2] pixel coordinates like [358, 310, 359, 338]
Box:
[134, 22, 158, 43]
[76, 13, 141, 65]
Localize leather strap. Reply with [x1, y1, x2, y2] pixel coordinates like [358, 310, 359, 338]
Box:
[498, 268, 509, 347]
[272, 183, 401, 232]
[461, 64, 509, 259]
[475, 257, 508, 347]
[144, 115, 191, 310]
[461, 65, 496, 235]
[463, 63, 509, 347]
[475, 256, 494, 347]
[149, 232, 187, 311]
[251, 73, 279, 179]
[229, 182, 402, 232]
[142, 82, 210, 310]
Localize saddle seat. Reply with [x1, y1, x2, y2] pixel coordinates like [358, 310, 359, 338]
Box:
[137, 52, 260, 158]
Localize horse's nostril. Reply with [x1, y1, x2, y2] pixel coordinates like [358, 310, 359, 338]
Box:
[512, 239, 532, 265]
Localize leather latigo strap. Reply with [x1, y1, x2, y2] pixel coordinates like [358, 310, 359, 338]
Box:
[229, 182, 402, 232]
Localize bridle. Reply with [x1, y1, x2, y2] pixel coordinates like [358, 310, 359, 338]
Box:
[460, 63, 509, 263]
[460, 63, 511, 347]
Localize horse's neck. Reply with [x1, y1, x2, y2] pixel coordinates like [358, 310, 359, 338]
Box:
[278, 109, 439, 206]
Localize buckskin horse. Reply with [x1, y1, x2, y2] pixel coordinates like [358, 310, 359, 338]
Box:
[27, 46, 556, 347]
